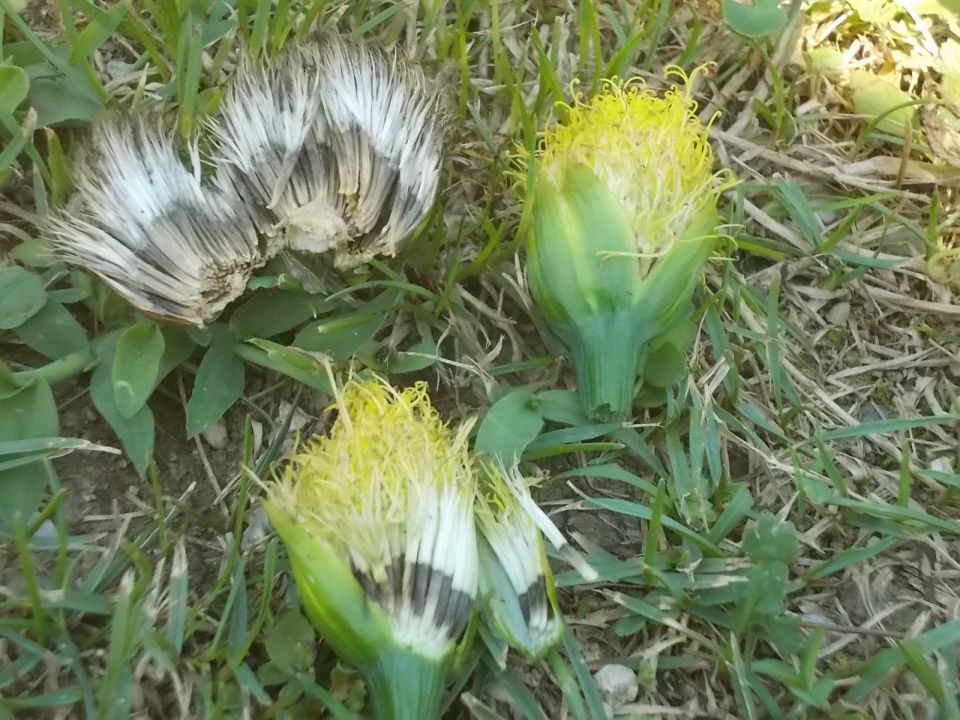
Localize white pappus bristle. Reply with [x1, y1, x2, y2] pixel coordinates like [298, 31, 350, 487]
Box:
[478, 507, 557, 644]
[501, 466, 599, 583]
[351, 481, 478, 661]
[46, 118, 265, 325]
[313, 36, 444, 268]
[209, 45, 342, 254]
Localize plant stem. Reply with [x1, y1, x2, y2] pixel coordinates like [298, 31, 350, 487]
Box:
[565, 309, 647, 422]
[10, 350, 94, 387]
[363, 648, 447, 720]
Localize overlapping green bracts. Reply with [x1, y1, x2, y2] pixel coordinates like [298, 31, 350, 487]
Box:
[522, 72, 733, 421]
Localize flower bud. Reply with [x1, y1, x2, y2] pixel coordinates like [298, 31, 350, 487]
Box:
[265, 373, 478, 720]
[522, 72, 733, 420]
[475, 462, 596, 661]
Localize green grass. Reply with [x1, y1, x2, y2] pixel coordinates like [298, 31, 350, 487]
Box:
[2, 0, 960, 718]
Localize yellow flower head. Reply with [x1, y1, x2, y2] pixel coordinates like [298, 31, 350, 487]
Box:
[268, 373, 478, 659]
[531, 71, 731, 257]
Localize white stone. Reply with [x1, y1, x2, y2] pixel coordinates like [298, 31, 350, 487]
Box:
[825, 301, 850, 326]
[242, 506, 271, 551]
[201, 420, 229, 449]
[594, 663, 638, 711]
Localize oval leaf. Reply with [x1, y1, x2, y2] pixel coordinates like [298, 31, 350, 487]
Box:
[186, 335, 245, 436]
[14, 299, 89, 360]
[113, 322, 165, 418]
[474, 389, 544, 464]
[0, 377, 59, 528]
[91, 338, 154, 476]
[848, 70, 916, 138]
[0, 64, 29, 114]
[0, 265, 47, 330]
[294, 311, 387, 359]
[722, 0, 788, 38]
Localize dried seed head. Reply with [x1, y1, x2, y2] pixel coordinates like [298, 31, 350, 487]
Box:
[209, 44, 345, 253]
[315, 36, 445, 269]
[46, 118, 265, 325]
[211, 37, 444, 269]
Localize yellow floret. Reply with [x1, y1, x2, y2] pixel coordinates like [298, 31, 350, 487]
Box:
[528, 71, 732, 257]
[268, 374, 475, 582]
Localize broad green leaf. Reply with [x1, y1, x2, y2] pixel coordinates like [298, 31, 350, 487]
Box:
[474, 389, 543, 464]
[294, 310, 387, 359]
[643, 341, 688, 388]
[293, 289, 399, 359]
[229, 290, 333, 339]
[186, 334, 245, 436]
[155, 328, 197, 385]
[847, 0, 898, 22]
[386, 338, 438, 374]
[112, 322, 165, 418]
[240, 339, 332, 393]
[804, 47, 847, 82]
[536, 389, 591, 426]
[265, 610, 316, 675]
[30, 76, 104, 127]
[90, 334, 154, 475]
[741, 513, 798, 563]
[848, 70, 916, 138]
[722, 0, 788, 38]
[13, 299, 89, 360]
[734, 562, 788, 626]
[0, 376, 59, 527]
[0, 265, 46, 329]
[0, 64, 29, 113]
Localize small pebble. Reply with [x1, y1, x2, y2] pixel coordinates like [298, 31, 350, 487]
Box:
[32, 520, 58, 542]
[826, 301, 850, 326]
[594, 663, 638, 711]
[242, 506, 271, 551]
[930, 456, 954, 475]
[201, 420, 229, 450]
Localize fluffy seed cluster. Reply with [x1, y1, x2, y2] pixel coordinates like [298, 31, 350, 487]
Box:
[48, 36, 444, 326]
[530, 71, 731, 257]
[46, 119, 266, 324]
